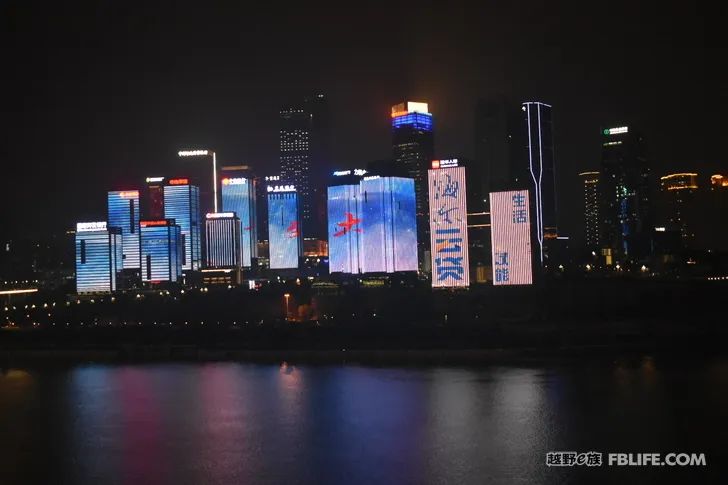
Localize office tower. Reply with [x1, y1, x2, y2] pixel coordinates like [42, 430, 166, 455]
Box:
[599, 126, 650, 263]
[107, 190, 140, 270]
[267, 184, 302, 269]
[257, 175, 280, 244]
[279, 94, 330, 239]
[360, 175, 418, 273]
[140, 219, 182, 283]
[220, 166, 257, 267]
[144, 177, 165, 219]
[327, 175, 363, 274]
[659, 173, 699, 247]
[521, 101, 558, 266]
[205, 213, 241, 268]
[163, 178, 201, 271]
[489, 191, 534, 285]
[474, 98, 525, 196]
[75, 222, 122, 294]
[428, 159, 470, 288]
[579, 171, 600, 250]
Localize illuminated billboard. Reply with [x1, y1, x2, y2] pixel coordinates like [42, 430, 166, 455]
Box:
[107, 190, 140, 269]
[268, 189, 301, 269]
[359, 177, 418, 273]
[75, 223, 122, 294]
[428, 165, 469, 287]
[489, 190, 533, 285]
[221, 177, 257, 267]
[327, 184, 362, 273]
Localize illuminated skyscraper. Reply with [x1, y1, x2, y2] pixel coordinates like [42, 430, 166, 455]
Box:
[220, 166, 257, 267]
[267, 184, 302, 270]
[600, 126, 651, 263]
[75, 222, 123, 294]
[521, 102, 557, 265]
[140, 219, 182, 283]
[205, 213, 241, 268]
[659, 173, 699, 246]
[163, 178, 201, 271]
[392, 102, 434, 216]
[279, 94, 330, 239]
[579, 171, 600, 250]
[144, 177, 165, 219]
[107, 190, 140, 270]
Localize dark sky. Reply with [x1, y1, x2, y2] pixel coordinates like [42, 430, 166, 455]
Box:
[1, 1, 725, 242]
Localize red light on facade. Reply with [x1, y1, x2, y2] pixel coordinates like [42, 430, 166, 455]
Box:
[140, 220, 168, 227]
[431, 160, 440, 169]
[221, 178, 230, 185]
[169, 178, 189, 185]
[119, 191, 139, 198]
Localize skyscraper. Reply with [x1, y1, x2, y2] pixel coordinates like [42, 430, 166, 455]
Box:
[140, 219, 182, 283]
[75, 222, 123, 294]
[163, 178, 201, 271]
[267, 184, 301, 270]
[599, 126, 650, 263]
[107, 190, 140, 270]
[659, 173, 699, 247]
[279, 94, 330, 239]
[220, 166, 257, 267]
[205, 212, 241, 269]
[579, 171, 600, 250]
[144, 177, 165, 219]
[521, 101, 558, 265]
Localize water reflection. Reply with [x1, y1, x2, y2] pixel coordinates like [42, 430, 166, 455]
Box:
[0, 358, 725, 485]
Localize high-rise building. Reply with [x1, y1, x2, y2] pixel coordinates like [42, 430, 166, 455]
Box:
[163, 178, 201, 271]
[521, 102, 558, 265]
[220, 166, 257, 267]
[107, 190, 140, 270]
[659, 173, 699, 247]
[579, 171, 600, 250]
[267, 184, 302, 270]
[599, 126, 651, 263]
[205, 212, 241, 269]
[279, 94, 330, 239]
[140, 219, 182, 283]
[392, 102, 434, 216]
[144, 177, 165, 219]
[75, 222, 123, 294]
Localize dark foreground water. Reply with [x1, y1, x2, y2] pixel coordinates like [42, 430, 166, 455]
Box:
[1, 357, 727, 484]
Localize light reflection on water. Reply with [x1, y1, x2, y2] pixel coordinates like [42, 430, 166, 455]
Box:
[0, 358, 726, 484]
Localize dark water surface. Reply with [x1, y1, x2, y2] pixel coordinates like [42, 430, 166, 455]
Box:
[1, 356, 727, 484]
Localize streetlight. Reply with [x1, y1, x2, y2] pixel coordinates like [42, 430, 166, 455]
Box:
[178, 149, 218, 212]
[283, 293, 291, 320]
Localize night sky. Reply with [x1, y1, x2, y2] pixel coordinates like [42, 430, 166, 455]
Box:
[1, 1, 725, 243]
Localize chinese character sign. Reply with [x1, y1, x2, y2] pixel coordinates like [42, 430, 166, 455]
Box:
[429, 166, 470, 288]
[490, 190, 533, 285]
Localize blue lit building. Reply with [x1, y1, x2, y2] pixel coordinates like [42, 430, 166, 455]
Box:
[75, 222, 123, 294]
[205, 213, 241, 268]
[267, 185, 302, 269]
[107, 190, 140, 270]
[327, 183, 362, 273]
[163, 179, 201, 271]
[140, 219, 182, 283]
[220, 170, 257, 267]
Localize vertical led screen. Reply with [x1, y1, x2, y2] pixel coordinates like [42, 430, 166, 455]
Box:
[107, 190, 140, 269]
[327, 184, 362, 273]
[221, 177, 257, 267]
[163, 181, 201, 271]
[268, 188, 301, 269]
[359, 176, 418, 273]
[140, 220, 182, 283]
[489, 190, 534, 285]
[75, 222, 122, 294]
[428, 164, 470, 287]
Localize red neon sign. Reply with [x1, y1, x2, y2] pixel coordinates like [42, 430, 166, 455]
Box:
[169, 178, 189, 185]
[141, 220, 168, 227]
[119, 190, 139, 198]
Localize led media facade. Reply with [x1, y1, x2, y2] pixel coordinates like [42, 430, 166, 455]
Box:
[428, 165, 470, 287]
[358, 177, 418, 273]
[107, 190, 140, 269]
[163, 183, 201, 271]
[140, 220, 182, 283]
[221, 177, 257, 267]
[489, 190, 534, 285]
[327, 184, 362, 273]
[75, 222, 122, 294]
[268, 189, 301, 269]
[205, 213, 241, 268]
